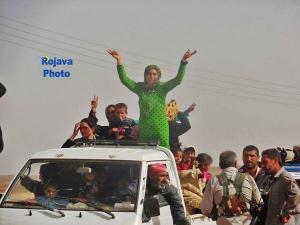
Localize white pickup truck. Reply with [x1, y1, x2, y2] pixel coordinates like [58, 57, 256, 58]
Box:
[0, 141, 215, 225]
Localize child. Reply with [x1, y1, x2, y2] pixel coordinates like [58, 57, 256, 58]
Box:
[107, 49, 196, 149]
[35, 183, 69, 209]
[173, 149, 184, 171]
[115, 103, 137, 127]
[110, 103, 138, 140]
[195, 153, 213, 183]
[181, 147, 196, 170]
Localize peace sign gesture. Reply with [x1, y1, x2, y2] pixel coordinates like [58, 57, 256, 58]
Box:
[91, 95, 98, 113]
[107, 49, 122, 65]
[181, 49, 197, 63]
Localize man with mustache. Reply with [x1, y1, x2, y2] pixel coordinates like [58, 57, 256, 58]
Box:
[261, 148, 300, 225]
[145, 163, 190, 225]
[239, 145, 269, 189]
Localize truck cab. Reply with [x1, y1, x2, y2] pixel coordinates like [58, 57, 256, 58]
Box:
[0, 141, 215, 225]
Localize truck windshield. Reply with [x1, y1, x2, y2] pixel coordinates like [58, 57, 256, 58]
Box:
[1, 159, 140, 212]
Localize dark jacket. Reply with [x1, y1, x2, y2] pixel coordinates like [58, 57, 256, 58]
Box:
[146, 181, 189, 225]
[20, 176, 44, 197]
[61, 135, 103, 148]
[169, 112, 191, 152]
[88, 110, 112, 139]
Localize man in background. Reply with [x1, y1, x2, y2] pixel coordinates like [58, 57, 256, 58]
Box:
[261, 148, 300, 225]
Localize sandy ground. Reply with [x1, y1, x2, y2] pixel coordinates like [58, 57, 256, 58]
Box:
[0, 175, 13, 194]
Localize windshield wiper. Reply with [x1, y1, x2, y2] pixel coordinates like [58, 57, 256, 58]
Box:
[3, 200, 65, 217]
[70, 199, 115, 219]
[43, 207, 65, 217]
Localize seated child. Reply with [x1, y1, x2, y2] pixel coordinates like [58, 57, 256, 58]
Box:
[181, 147, 196, 170]
[173, 149, 184, 171]
[34, 183, 69, 209]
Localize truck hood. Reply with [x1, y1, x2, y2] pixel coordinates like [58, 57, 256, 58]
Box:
[0, 208, 138, 225]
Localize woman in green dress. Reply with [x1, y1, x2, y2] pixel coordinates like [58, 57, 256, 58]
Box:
[107, 49, 196, 149]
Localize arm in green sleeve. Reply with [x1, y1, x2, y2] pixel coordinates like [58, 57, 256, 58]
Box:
[161, 61, 186, 93]
[117, 64, 138, 94]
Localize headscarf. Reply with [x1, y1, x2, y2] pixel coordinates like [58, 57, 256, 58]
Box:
[148, 163, 167, 177]
[137, 65, 162, 91]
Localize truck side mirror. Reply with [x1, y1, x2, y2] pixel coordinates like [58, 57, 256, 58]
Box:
[143, 197, 160, 219]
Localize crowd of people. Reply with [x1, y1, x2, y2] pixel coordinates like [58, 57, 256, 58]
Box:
[58, 49, 300, 224]
[62, 49, 197, 150]
[147, 145, 300, 225]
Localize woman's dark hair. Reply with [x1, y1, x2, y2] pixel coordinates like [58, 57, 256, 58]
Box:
[80, 118, 95, 130]
[105, 104, 116, 113]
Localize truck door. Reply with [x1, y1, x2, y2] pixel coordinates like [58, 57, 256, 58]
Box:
[141, 161, 175, 225]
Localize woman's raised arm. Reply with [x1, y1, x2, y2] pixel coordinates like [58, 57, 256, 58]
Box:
[162, 49, 197, 93]
[107, 49, 138, 93]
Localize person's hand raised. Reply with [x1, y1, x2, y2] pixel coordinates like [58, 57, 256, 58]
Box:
[182, 49, 197, 63]
[70, 122, 81, 141]
[107, 49, 122, 65]
[186, 103, 196, 113]
[91, 95, 98, 113]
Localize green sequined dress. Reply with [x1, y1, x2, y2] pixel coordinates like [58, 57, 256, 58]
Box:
[117, 62, 186, 149]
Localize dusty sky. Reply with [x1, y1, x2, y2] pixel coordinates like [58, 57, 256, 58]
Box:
[0, 0, 300, 174]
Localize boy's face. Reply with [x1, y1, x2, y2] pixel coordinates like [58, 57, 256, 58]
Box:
[116, 107, 127, 121]
[174, 152, 183, 164]
[45, 186, 58, 198]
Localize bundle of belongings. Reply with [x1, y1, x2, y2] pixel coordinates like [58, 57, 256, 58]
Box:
[178, 167, 205, 215]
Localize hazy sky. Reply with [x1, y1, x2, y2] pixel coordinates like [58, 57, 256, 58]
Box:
[0, 0, 300, 174]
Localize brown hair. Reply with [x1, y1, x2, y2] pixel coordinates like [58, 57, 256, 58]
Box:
[144, 65, 161, 82]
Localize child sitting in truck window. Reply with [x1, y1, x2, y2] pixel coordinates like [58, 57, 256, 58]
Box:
[26, 183, 69, 209]
[20, 163, 57, 197]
